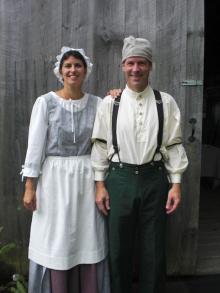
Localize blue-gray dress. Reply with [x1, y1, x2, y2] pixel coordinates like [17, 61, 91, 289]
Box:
[22, 92, 109, 292]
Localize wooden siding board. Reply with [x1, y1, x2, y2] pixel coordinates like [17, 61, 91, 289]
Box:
[154, 0, 188, 274]
[137, 0, 156, 40]
[61, 0, 98, 94]
[0, 2, 32, 274]
[180, 0, 204, 274]
[30, 0, 62, 58]
[0, 0, 25, 237]
[124, 0, 138, 36]
[93, 0, 126, 96]
[0, 1, 7, 217]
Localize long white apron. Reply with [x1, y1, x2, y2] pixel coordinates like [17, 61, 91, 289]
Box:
[28, 155, 107, 270]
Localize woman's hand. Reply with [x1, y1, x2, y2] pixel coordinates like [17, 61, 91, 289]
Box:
[95, 181, 110, 216]
[23, 178, 37, 211]
[107, 88, 122, 98]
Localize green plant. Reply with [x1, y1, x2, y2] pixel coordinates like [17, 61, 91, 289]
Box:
[9, 274, 27, 293]
[0, 227, 27, 292]
[0, 227, 16, 261]
[0, 274, 27, 293]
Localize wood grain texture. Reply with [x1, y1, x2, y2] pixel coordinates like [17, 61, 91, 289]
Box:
[0, 0, 206, 275]
[179, 0, 204, 274]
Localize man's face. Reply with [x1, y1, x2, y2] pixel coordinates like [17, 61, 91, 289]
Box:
[122, 56, 152, 92]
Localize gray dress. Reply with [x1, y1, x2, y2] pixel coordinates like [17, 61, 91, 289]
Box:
[22, 92, 109, 292]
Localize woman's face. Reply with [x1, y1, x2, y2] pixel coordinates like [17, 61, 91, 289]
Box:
[60, 56, 87, 87]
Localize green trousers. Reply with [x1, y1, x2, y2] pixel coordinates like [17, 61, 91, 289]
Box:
[105, 161, 169, 293]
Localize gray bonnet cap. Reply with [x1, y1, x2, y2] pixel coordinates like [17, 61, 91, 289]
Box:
[122, 36, 152, 63]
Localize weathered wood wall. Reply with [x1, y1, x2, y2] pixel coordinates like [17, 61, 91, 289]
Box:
[0, 0, 33, 273]
[0, 0, 204, 275]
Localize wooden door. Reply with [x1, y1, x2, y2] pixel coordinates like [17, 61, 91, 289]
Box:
[153, 0, 204, 274]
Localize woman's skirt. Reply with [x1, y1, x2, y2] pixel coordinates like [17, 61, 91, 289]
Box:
[28, 259, 110, 293]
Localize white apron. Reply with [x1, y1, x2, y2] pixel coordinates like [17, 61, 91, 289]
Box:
[29, 155, 107, 270]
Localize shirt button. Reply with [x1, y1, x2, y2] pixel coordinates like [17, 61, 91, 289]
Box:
[139, 122, 142, 126]
[139, 112, 143, 115]
[139, 103, 142, 106]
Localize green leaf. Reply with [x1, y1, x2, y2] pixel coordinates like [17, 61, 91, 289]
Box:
[17, 281, 26, 293]
[0, 243, 16, 258]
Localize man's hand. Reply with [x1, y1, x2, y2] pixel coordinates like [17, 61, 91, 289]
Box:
[166, 183, 181, 214]
[95, 181, 110, 216]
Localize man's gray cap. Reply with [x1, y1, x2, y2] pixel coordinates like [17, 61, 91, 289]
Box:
[122, 36, 152, 63]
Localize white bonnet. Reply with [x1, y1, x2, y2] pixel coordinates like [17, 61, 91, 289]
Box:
[54, 46, 93, 84]
[122, 36, 152, 63]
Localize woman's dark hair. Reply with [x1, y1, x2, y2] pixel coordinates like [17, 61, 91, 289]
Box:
[59, 51, 87, 73]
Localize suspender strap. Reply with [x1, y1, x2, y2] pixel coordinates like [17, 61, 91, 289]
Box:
[112, 95, 121, 155]
[153, 89, 164, 154]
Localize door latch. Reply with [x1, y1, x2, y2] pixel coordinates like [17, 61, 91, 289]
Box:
[181, 80, 203, 86]
[188, 118, 197, 142]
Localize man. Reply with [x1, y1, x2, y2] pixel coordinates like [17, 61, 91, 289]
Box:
[91, 36, 188, 293]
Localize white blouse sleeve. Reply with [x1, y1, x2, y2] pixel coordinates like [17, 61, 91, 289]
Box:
[21, 96, 48, 178]
[163, 95, 188, 183]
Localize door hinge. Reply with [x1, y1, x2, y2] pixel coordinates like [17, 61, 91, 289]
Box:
[181, 80, 203, 86]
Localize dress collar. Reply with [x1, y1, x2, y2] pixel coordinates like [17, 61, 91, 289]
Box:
[52, 91, 88, 104]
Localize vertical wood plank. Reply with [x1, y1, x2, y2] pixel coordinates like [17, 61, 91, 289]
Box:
[154, 0, 188, 274]
[180, 0, 204, 274]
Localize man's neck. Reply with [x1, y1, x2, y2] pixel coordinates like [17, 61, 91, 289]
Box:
[126, 84, 149, 93]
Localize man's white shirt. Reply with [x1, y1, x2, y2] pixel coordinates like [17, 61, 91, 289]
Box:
[91, 85, 188, 183]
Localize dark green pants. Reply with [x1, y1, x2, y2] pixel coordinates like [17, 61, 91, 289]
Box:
[105, 161, 169, 293]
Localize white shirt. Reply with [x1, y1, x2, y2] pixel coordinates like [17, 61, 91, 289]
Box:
[91, 85, 188, 183]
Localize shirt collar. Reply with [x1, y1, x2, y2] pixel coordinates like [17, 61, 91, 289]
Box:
[124, 84, 152, 100]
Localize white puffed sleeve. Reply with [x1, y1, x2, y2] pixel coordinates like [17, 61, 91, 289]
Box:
[163, 94, 188, 183]
[21, 96, 48, 179]
[91, 97, 111, 181]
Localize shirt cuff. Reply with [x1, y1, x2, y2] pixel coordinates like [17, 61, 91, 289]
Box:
[169, 173, 181, 183]
[94, 170, 106, 181]
[21, 167, 39, 178]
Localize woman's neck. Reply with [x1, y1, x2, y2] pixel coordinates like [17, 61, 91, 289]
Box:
[57, 85, 84, 100]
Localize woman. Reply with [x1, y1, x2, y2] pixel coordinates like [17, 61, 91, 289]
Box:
[21, 47, 109, 293]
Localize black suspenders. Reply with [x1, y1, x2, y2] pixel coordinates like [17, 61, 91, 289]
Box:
[112, 96, 121, 161]
[152, 89, 164, 160]
[111, 89, 164, 162]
